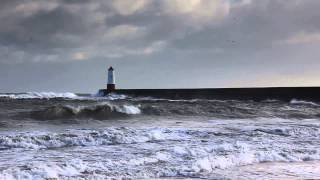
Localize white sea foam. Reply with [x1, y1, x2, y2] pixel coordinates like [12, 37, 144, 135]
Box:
[290, 99, 319, 106]
[262, 99, 280, 102]
[1, 125, 320, 179]
[68, 102, 141, 115]
[0, 92, 129, 100]
[91, 92, 128, 100]
[0, 128, 178, 150]
[0, 159, 87, 180]
[2, 141, 318, 179]
[0, 92, 78, 99]
[114, 105, 141, 115]
[2, 158, 320, 180]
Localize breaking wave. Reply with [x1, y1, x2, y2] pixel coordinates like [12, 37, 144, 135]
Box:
[6, 97, 320, 120]
[0, 128, 158, 150]
[27, 103, 141, 120]
[1, 127, 320, 179]
[90, 92, 128, 100]
[0, 92, 131, 102]
[0, 92, 79, 99]
[2, 92, 320, 179]
[290, 99, 319, 106]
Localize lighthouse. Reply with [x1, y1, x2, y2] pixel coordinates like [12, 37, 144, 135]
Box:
[107, 66, 115, 93]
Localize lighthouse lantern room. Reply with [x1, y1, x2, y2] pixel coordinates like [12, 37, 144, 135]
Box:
[107, 66, 115, 92]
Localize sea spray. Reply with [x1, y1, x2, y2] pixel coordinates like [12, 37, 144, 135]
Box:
[1, 93, 320, 179]
[0, 92, 78, 99]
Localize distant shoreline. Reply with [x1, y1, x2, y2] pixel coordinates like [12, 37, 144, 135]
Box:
[99, 87, 320, 101]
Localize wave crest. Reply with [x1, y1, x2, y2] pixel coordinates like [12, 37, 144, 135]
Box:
[0, 92, 78, 99]
[1, 127, 320, 179]
[290, 99, 319, 106]
[0, 128, 169, 150]
[28, 103, 141, 120]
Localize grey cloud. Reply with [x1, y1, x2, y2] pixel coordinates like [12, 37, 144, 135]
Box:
[0, 0, 226, 61]
[171, 0, 320, 52]
[1, 0, 320, 91]
[0, 0, 319, 58]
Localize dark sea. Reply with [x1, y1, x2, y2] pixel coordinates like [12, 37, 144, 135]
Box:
[0, 92, 320, 179]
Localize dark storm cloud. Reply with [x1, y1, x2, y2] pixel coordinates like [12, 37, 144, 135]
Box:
[1, 0, 320, 63]
[4, 8, 82, 48]
[1, 0, 320, 91]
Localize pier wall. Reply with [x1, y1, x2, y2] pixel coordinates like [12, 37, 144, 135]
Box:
[99, 87, 320, 101]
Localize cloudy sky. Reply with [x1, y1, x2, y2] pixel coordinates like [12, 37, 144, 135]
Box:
[1, 0, 320, 93]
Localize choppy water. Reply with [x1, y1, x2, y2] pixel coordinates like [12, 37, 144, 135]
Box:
[0, 92, 320, 179]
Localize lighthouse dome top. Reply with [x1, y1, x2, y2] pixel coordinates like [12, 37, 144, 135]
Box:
[108, 66, 114, 71]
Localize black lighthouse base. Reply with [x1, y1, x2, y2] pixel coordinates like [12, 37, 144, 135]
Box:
[106, 84, 115, 93]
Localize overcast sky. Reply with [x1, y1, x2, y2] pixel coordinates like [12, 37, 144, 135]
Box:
[1, 0, 320, 93]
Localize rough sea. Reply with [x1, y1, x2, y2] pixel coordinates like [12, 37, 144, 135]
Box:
[0, 92, 320, 179]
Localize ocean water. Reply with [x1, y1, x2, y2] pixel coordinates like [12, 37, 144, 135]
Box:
[0, 92, 320, 179]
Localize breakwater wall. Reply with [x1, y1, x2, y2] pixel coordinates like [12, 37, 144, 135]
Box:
[99, 87, 320, 101]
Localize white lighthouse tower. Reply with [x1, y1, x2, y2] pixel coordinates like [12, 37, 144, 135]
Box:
[107, 66, 115, 92]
